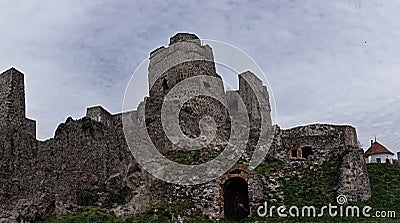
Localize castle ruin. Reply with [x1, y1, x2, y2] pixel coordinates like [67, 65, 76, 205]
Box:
[0, 33, 370, 222]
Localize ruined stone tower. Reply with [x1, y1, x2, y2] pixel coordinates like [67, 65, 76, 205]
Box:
[0, 68, 36, 137]
[145, 33, 230, 154]
[148, 33, 218, 95]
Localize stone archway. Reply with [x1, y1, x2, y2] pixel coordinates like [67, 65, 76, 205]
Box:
[223, 177, 250, 221]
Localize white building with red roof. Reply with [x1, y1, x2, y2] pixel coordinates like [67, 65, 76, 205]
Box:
[364, 139, 394, 164]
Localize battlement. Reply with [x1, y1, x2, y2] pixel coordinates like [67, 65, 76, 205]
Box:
[169, 33, 201, 45]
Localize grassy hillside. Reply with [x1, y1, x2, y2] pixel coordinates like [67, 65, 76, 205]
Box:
[246, 163, 400, 222]
[40, 163, 400, 223]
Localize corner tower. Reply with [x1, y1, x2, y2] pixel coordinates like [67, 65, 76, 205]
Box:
[0, 68, 26, 124]
[0, 67, 36, 137]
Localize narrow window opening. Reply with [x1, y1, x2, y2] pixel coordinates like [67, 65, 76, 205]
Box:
[302, 146, 313, 160]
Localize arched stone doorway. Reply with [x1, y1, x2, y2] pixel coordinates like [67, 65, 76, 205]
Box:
[223, 177, 250, 221]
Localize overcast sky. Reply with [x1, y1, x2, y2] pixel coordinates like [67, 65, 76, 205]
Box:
[0, 0, 399, 154]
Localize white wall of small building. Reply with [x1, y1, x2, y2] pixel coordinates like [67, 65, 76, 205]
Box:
[367, 153, 394, 164]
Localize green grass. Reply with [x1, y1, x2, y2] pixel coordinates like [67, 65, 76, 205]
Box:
[40, 202, 208, 223]
[282, 152, 343, 207]
[76, 187, 132, 208]
[249, 163, 400, 223]
[359, 164, 400, 217]
[40, 206, 124, 223]
[125, 202, 208, 223]
[254, 155, 284, 175]
[167, 149, 203, 165]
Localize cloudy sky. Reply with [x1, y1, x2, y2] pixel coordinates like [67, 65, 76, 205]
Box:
[1, 0, 399, 154]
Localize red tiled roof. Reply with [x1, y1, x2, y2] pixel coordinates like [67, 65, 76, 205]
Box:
[364, 141, 394, 157]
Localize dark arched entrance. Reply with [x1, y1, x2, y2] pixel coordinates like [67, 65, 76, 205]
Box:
[223, 177, 250, 221]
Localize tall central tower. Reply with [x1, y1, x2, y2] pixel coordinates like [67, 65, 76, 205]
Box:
[148, 33, 224, 100]
[145, 33, 229, 154]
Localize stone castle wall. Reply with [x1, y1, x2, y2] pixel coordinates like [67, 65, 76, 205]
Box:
[270, 124, 359, 161]
[338, 148, 371, 201]
[267, 124, 370, 203]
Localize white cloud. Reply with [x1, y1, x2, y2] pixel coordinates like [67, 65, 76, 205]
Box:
[0, 0, 399, 155]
